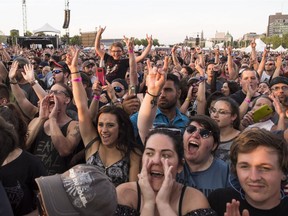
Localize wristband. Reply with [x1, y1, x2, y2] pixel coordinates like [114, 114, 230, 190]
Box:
[71, 77, 82, 82]
[128, 49, 134, 54]
[244, 98, 251, 104]
[146, 90, 160, 98]
[9, 80, 18, 84]
[71, 71, 80, 74]
[30, 80, 38, 86]
[93, 95, 101, 101]
[185, 97, 191, 102]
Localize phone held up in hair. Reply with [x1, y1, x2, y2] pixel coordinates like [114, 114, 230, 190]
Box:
[252, 104, 273, 123]
[96, 67, 106, 86]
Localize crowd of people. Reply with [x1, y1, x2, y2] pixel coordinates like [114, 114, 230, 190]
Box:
[0, 27, 288, 215]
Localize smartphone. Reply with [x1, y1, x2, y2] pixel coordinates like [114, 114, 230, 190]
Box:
[252, 104, 273, 123]
[128, 85, 136, 95]
[96, 67, 106, 86]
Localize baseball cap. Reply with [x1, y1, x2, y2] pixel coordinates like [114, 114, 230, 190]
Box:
[50, 61, 71, 74]
[35, 164, 117, 216]
[269, 76, 288, 88]
[82, 60, 95, 68]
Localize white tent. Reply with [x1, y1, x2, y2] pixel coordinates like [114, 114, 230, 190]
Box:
[33, 23, 60, 34]
[245, 38, 266, 52]
[274, 45, 287, 52]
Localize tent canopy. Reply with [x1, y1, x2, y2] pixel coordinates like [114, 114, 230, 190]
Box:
[33, 23, 60, 34]
[245, 38, 266, 52]
[273, 45, 287, 52]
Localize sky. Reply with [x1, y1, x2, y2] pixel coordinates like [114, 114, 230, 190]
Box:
[1, 0, 287, 45]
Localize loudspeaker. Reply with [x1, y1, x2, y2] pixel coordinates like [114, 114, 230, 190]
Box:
[62, 9, 70, 29]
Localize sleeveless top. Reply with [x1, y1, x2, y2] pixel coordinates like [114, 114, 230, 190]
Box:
[115, 182, 217, 216]
[31, 120, 73, 175]
[86, 142, 129, 187]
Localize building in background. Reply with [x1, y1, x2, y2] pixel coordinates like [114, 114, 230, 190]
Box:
[267, 12, 288, 37]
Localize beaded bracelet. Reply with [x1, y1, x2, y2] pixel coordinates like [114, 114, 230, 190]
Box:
[71, 77, 82, 82]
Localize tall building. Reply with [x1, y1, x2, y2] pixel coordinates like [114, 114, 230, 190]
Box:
[267, 12, 288, 37]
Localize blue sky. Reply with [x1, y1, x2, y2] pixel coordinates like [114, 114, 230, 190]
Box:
[1, 0, 287, 45]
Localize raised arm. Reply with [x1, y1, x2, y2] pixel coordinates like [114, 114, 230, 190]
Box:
[67, 47, 98, 147]
[227, 46, 238, 80]
[272, 55, 282, 79]
[135, 34, 153, 63]
[94, 26, 106, 59]
[8, 61, 38, 120]
[123, 36, 138, 87]
[195, 61, 206, 115]
[171, 45, 182, 71]
[138, 57, 168, 143]
[22, 63, 47, 100]
[257, 49, 268, 80]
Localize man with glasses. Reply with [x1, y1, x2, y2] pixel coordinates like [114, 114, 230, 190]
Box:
[269, 76, 288, 105]
[95, 26, 153, 83]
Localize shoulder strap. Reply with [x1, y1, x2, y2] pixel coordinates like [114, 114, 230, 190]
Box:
[85, 137, 98, 153]
[178, 185, 187, 216]
[136, 181, 141, 212]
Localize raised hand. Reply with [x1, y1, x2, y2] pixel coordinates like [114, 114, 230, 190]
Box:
[156, 158, 174, 205]
[23, 63, 35, 83]
[145, 56, 168, 95]
[138, 159, 156, 203]
[39, 95, 50, 121]
[9, 61, 19, 80]
[49, 94, 60, 120]
[97, 26, 106, 36]
[224, 199, 250, 216]
[123, 36, 134, 51]
[146, 34, 153, 46]
[66, 46, 80, 70]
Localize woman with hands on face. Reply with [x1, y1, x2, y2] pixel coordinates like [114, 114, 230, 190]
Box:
[116, 128, 217, 216]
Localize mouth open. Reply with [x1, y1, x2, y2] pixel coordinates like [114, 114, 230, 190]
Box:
[188, 141, 199, 153]
[150, 171, 164, 178]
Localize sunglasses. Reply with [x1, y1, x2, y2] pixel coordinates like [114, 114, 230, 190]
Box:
[52, 69, 63, 74]
[185, 125, 212, 139]
[114, 86, 124, 93]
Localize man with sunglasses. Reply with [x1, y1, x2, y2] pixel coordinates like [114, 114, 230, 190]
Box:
[177, 115, 230, 197]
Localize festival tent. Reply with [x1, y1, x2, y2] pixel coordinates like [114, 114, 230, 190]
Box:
[245, 38, 266, 52]
[33, 23, 60, 34]
[273, 45, 287, 52]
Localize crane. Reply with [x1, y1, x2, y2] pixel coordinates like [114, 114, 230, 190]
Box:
[22, 0, 27, 36]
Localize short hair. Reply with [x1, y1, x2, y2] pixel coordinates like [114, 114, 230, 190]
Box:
[167, 73, 180, 90]
[240, 68, 260, 80]
[215, 97, 240, 130]
[205, 91, 225, 115]
[52, 83, 73, 100]
[145, 126, 184, 164]
[188, 115, 220, 152]
[251, 95, 275, 112]
[110, 42, 124, 51]
[230, 128, 288, 174]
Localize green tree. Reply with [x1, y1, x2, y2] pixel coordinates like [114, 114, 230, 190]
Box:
[10, 29, 19, 45]
[70, 35, 82, 46]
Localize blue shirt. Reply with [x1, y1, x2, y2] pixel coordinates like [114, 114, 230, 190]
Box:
[177, 158, 230, 197]
[130, 108, 189, 144]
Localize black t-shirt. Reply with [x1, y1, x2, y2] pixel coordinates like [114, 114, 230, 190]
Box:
[208, 187, 288, 216]
[104, 53, 129, 83]
[0, 151, 47, 216]
[230, 90, 259, 105]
